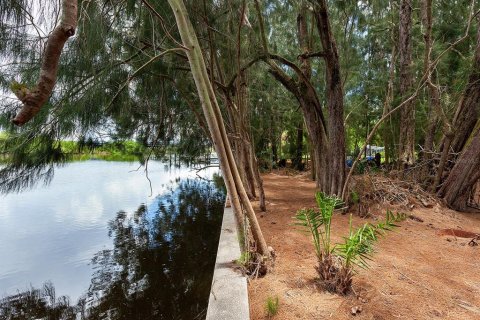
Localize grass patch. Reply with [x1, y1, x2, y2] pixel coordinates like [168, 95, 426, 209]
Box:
[265, 296, 279, 318]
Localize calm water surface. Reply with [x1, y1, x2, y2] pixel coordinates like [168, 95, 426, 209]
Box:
[0, 160, 225, 319]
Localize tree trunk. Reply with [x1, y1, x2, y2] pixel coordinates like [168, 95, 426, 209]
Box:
[309, 139, 316, 181]
[270, 113, 278, 165]
[449, 19, 480, 154]
[382, 42, 396, 166]
[438, 127, 480, 211]
[314, 0, 346, 196]
[266, 6, 328, 190]
[433, 134, 452, 190]
[232, 11, 256, 200]
[293, 120, 304, 170]
[253, 0, 345, 196]
[381, 0, 398, 166]
[420, 0, 441, 183]
[224, 91, 256, 200]
[398, 0, 416, 167]
[168, 0, 270, 257]
[434, 19, 480, 191]
[250, 149, 267, 211]
[203, 0, 266, 208]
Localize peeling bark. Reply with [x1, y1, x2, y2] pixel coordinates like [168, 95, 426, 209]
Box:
[449, 19, 480, 154]
[434, 19, 480, 191]
[438, 127, 480, 211]
[12, 0, 78, 126]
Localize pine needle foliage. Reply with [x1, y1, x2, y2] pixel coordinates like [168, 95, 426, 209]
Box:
[0, 0, 477, 194]
[0, 0, 213, 193]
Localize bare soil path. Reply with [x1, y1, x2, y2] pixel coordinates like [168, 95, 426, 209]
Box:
[249, 173, 480, 319]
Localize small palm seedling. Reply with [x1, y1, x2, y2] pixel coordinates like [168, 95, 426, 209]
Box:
[336, 210, 406, 270]
[295, 192, 406, 294]
[295, 192, 344, 292]
[265, 295, 279, 318]
[333, 210, 406, 293]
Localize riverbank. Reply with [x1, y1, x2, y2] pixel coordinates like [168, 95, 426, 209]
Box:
[0, 139, 145, 163]
[249, 172, 480, 319]
[0, 138, 216, 164]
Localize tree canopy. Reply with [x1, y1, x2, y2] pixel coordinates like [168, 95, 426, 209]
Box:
[1, 0, 479, 211]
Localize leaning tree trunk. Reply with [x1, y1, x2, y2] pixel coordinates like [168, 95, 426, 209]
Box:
[168, 0, 270, 257]
[221, 3, 266, 210]
[231, 7, 256, 200]
[449, 19, 480, 154]
[398, 0, 416, 168]
[437, 126, 480, 211]
[434, 19, 480, 190]
[224, 88, 267, 211]
[225, 90, 256, 200]
[203, 3, 266, 208]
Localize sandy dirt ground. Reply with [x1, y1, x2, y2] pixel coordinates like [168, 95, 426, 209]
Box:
[248, 172, 480, 320]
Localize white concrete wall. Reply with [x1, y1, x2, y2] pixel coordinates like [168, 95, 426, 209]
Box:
[206, 206, 249, 320]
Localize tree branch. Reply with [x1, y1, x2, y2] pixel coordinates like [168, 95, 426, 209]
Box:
[12, 0, 78, 126]
[298, 51, 326, 59]
[107, 48, 185, 108]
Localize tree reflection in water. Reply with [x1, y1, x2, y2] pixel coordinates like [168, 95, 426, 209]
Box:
[1, 177, 225, 320]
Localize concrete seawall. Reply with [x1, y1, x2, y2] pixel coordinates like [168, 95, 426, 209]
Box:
[206, 206, 249, 320]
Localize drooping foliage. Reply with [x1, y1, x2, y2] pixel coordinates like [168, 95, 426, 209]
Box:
[0, 0, 212, 192]
[0, 0, 479, 209]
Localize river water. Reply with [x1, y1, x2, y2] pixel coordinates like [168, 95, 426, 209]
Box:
[0, 160, 225, 319]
